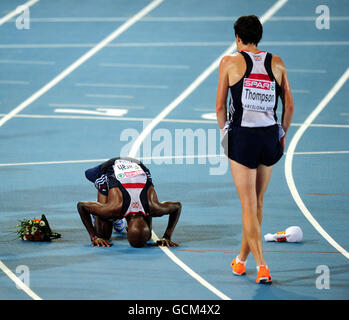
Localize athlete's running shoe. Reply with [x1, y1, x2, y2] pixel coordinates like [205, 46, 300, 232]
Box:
[231, 258, 246, 276]
[256, 265, 272, 284]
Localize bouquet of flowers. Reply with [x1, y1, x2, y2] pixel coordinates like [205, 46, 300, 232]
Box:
[16, 214, 61, 241]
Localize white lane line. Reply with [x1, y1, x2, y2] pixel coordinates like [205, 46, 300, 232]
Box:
[292, 89, 310, 93]
[0, 41, 230, 48]
[0, 80, 29, 85]
[128, 0, 285, 156]
[285, 68, 349, 260]
[268, 16, 349, 21]
[0, 154, 220, 167]
[99, 62, 189, 69]
[127, 0, 288, 301]
[0, 6, 40, 298]
[75, 82, 168, 89]
[263, 41, 349, 46]
[2, 113, 349, 128]
[0, 0, 164, 130]
[0, 59, 55, 65]
[1, 151, 348, 167]
[1, 41, 349, 49]
[293, 151, 349, 155]
[0, 261, 42, 300]
[150, 231, 229, 300]
[0, 0, 164, 301]
[287, 69, 326, 74]
[0, 113, 215, 123]
[0, 159, 107, 167]
[10, 16, 349, 23]
[54, 108, 129, 117]
[49, 103, 143, 109]
[85, 94, 134, 99]
[297, 123, 349, 128]
[0, 0, 39, 27]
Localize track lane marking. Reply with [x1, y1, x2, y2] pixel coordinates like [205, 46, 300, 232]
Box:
[0, 0, 164, 300]
[0, 0, 164, 129]
[127, 0, 289, 301]
[0, 0, 39, 27]
[285, 68, 349, 260]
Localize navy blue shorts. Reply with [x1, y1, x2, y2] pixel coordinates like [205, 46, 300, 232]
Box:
[227, 124, 284, 169]
[85, 165, 115, 196]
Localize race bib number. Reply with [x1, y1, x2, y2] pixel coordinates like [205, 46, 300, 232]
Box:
[113, 160, 144, 181]
[241, 78, 276, 112]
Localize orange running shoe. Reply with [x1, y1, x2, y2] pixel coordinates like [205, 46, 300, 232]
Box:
[256, 265, 272, 284]
[231, 258, 246, 276]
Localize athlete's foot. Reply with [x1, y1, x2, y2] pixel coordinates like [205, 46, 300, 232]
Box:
[256, 265, 272, 284]
[231, 258, 246, 276]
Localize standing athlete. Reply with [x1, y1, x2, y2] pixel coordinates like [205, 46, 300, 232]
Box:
[216, 15, 294, 283]
[77, 157, 182, 248]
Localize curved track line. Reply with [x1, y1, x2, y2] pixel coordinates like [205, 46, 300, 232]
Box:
[0, 0, 164, 300]
[0, 261, 42, 300]
[129, 0, 288, 157]
[0, 0, 39, 27]
[151, 232, 231, 300]
[285, 68, 349, 260]
[0, 0, 163, 129]
[128, 0, 288, 300]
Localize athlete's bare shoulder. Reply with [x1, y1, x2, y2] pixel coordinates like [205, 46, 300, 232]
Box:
[219, 52, 246, 86]
[271, 54, 286, 85]
[220, 52, 243, 68]
[271, 55, 286, 70]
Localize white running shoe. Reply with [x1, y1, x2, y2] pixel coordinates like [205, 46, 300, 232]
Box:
[113, 218, 127, 233]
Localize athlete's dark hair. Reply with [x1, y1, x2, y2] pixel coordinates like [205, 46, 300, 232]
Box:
[234, 15, 263, 45]
[127, 215, 150, 248]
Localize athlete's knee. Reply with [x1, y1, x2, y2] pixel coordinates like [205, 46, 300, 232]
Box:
[77, 201, 87, 213]
[257, 197, 264, 211]
[173, 201, 182, 210]
[167, 201, 182, 214]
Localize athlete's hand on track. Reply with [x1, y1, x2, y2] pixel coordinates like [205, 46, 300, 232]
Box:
[155, 238, 180, 247]
[91, 237, 112, 247]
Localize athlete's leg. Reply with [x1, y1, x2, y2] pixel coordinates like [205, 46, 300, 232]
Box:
[97, 191, 107, 203]
[238, 164, 273, 261]
[256, 164, 273, 227]
[230, 160, 266, 266]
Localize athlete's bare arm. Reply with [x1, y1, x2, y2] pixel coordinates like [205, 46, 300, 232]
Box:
[216, 53, 246, 132]
[147, 186, 182, 247]
[77, 187, 124, 247]
[271, 55, 294, 150]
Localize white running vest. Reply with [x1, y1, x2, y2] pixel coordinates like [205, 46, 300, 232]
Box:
[240, 51, 277, 127]
[112, 159, 148, 217]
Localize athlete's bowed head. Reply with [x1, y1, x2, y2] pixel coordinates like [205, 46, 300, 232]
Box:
[127, 214, 151, 248]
